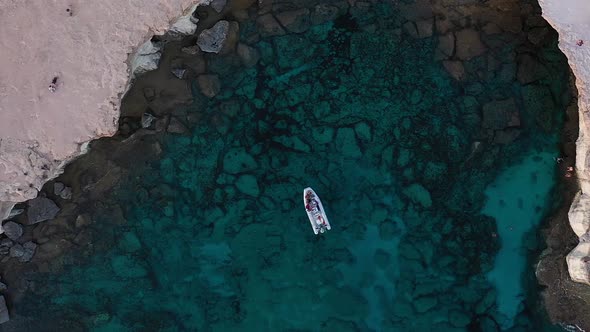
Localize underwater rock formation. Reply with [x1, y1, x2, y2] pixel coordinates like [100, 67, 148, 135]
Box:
[539, 0, 590, 285]
[0, 0, 210, 224]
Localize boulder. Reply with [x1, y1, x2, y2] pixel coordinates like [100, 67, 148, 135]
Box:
[53, 182, 65, 195]
[27, 197, 60, 225]
[210, 0, 226, 13]
[2, 221, 22, 241]
[0, 239, 12, 256]
[131, 41, 161, 76]
[197, 20, 229, 53]
[455, 29, 486, 60]
[197, 74, 221, 98]
[53, 182, 72, 200]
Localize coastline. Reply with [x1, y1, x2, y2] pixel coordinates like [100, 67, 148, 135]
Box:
[0, 0, 578, 328]
[0, 0, 208, 223]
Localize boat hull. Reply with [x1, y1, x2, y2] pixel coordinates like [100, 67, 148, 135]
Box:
[303, 187, 331, 234]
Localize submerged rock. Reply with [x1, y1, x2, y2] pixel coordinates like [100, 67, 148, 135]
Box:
[210, 0, 226, 13]
[2, 221, 22, 241]
[455, 29, 486, 60]
[197, 20, 229, 53]
[19, 241, 37, 262]
[482, 98, 520, 130]
[223, 148, 258, 174]
[276, 8, 311, 33]
[402, 183, 432, 208]
[197, 74, 221, 98]
[0, 296, 8, 323]
[26, 197, 59, 225]
[0, 239, 12, 256]
[237, 43, 261, 68]
[257, 14, 286, 37]
[167, 117, 189, 135]
[235, 175, 260, 197]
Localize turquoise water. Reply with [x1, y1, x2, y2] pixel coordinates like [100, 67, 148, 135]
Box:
[16, 1, 572, 331]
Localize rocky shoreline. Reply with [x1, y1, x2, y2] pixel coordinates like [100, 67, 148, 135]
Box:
[0, 0, 587, 329]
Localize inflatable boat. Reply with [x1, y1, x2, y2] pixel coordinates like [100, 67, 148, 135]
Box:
[303, 187, 331, 234]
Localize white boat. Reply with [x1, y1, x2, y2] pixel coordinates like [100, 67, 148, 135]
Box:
[303, 187, 331, 234]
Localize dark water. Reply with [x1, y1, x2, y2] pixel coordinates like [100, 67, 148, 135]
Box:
[14, 1, 573, 331]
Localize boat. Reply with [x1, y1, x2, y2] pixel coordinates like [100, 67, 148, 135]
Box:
[303, 187, 331, 234]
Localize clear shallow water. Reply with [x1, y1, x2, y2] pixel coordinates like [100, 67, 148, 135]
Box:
[16, 1, 572, 331]
[483, 151, 558, 328]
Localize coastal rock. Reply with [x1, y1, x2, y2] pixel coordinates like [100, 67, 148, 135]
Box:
[2, 221, 22, 241]
[131, 41, 162, 76]
[0, 0, 211, 211]
[26, 197, 60, 225]
[197, 20, 230, 53]
[569, 192, 590, 237]
[566, 241, 590, 285]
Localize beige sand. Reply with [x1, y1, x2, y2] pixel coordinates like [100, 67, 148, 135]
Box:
[539, 0, 590, 283]
[0, 0, 206, 207]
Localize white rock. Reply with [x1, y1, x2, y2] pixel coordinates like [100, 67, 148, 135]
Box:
[566, 241, 590, 285]
[539, 0, 590, 284]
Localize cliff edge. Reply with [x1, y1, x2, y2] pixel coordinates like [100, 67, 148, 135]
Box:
[0, 0, 207, 220]
[538, 0, 590, 284]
